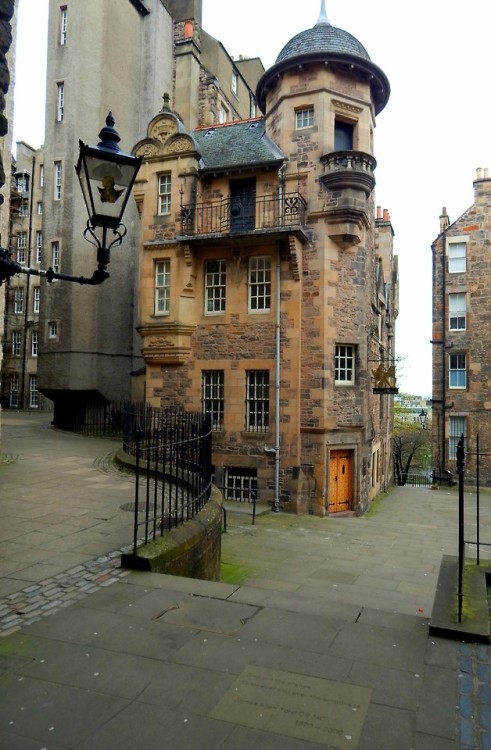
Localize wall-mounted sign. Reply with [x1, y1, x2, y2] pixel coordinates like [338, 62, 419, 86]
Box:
[372, 363, 398, 394]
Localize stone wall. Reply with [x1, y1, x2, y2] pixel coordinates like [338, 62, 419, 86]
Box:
[0, 0, 15, 447]
[121, 486, 223, 581]
[0, 0, 13, 187]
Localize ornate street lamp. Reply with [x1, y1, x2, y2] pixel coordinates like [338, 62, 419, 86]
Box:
[419, 408, 428, 429]
[0, 112, 142, 286]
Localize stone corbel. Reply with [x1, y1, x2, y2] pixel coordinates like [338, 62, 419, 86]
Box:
[138, 322, 196, 365]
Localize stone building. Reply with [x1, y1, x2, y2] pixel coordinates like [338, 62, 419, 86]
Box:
[431, 171, 491, 486]
[0, 0, 16, 439]
[133, 6, 398, 514]
[37, 0, 261, 428]
[1, 141, 45, 409]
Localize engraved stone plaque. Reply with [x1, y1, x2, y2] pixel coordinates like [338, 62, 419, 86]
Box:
[210, 666, 371, 748]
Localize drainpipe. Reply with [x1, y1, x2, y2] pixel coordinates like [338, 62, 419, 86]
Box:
[20, 155, 36, 410]
[272, 163, 287, 512]
[431, 229, 448, 481]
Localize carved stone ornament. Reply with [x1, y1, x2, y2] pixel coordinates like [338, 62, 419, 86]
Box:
[331, 99, 363, 115]
[150, 116, 178, 143]
[166, 136, 193, 154]
[148, 336, 175, 349]
[135, 140, 160, 158]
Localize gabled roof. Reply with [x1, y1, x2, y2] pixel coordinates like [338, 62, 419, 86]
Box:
[192, 119, 284, 174]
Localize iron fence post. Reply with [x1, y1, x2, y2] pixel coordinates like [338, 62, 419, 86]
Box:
[456, 434, 465, 623]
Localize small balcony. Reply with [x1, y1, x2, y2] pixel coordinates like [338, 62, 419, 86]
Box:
[178, 192, 307, 241]
[320, 151, 376, 195]
[319, 151, 376, 249]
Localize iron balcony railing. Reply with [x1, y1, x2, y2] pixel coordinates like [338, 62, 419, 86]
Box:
[179, 192, 307, 236]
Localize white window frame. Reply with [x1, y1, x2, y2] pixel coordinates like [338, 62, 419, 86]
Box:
[37, 201, 43, 215]
[54, 161, 62, 200]
[231, 71, 238, 96]
[51, 241, 60, 273]
[335, 344, 355, 385]
[296, 107, 314, 129]
[202, 370, 224, 431]
[19, 202, 28, 217]
[14, 287, 24, 314]
[31, 330, 38, 357]
[33, 287, 40, 313]
[246, 370, 270, 432]
[219, 104, 229, 123]
[157, 173, 171, 215]
[248, 256, 271, 312]
[449, 293, 466, 331]
[449, 353, 466, 389]
[57, 82, 64, 121]
[16, 173, 29, 193]
[205, 259, 226, 314]
[48, 321, 58, 339]
[154, 260, 170, 315]
[449, 416, 467, 461]
[448, 240, 466, 273]
[36, 231, 43, 263]
[12, 330, 21, 356]
[39, 164, 44, 187]
[17, 232, 27, 264]
[60, 6, 67, 45]
[29, 374, 39, 408]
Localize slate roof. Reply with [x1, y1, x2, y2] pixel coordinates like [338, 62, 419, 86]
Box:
[276, 23, 371, 64]
[256, 16, 390, 115]
[192, 119, 285, 173]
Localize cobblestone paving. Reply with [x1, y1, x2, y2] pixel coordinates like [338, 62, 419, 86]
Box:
[0, 548, 132, 637]
[459, 642, 491, 750]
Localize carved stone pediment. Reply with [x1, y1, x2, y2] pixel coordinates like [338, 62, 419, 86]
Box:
[133, 111, 201, 161]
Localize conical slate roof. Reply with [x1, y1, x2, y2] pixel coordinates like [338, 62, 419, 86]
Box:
[276, 23, 370, 65]
[256, 4, 389, 115]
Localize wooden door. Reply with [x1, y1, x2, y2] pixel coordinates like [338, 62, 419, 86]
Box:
[328, 450, 353, 512]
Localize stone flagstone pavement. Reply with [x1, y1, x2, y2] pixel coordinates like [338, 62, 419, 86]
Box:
[0, 410, 490, 749]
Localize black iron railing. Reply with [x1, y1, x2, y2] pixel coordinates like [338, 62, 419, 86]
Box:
[179, 192, 307, 236]
[123, 405, 213, 553]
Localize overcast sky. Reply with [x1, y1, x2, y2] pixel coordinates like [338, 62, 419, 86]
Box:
[12, 0, 491, 398]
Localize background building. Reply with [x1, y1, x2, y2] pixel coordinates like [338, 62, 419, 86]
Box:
[37, 0, 261, 428]
[1, 141, 45, 409]
[37, 0, 178, 427]
[432, 172, 491, 486]
[133, 7, 398, 514]
[0, 0, 16, 439]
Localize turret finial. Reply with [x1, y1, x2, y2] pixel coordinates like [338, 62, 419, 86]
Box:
[316, 0, 329, 25]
